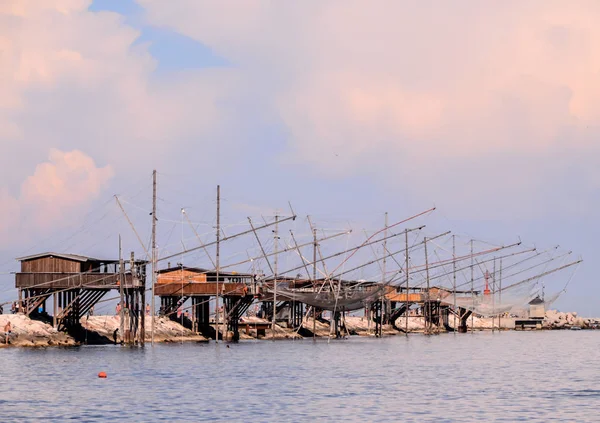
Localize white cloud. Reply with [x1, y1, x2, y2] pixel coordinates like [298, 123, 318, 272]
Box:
[137, 0, 600, 217]
[0, 0, 245, 248]
[0, 0, 230, 191]
[2, 0, 600, 229]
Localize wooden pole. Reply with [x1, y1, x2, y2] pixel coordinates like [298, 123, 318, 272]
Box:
[313, 228, 317, 339]
[329, 231, 449, 283]
[247, 218, 274, 275]
[470, 239, 474, 334]
[405, 228, 409, 336]
[53, 292, 57, 328]
[492, 257, 496, 333]
[281, 227, 416, 279]
[288, 230, 308, 331]
[119, 235, 125, 342]
[307, 216, 330, 286]
[216, 185, 221, 343]
[151, 170, 157, 345]
[133, 251, 144, 345]
[499, 258, 503, 331]
[272, 213, 279, 340]
[381, 212, 388, 338]
[115, 196, 148, 257]
[161, 215, 295, 266]
[424, 236, 430, 335]
[453, 234, 457, 333]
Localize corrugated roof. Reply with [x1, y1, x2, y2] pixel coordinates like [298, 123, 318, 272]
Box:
[16, 252, 97, 262]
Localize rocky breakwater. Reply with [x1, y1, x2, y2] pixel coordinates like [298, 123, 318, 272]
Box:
[0, 314, 209, 347]
[344, 316, 399, 336]
[0, 315, 76, 347]
[81, 315, 208, 343]
[301, 316, 398, 337]
[233, 316, 302, 340]
[544, 310, 600, 329]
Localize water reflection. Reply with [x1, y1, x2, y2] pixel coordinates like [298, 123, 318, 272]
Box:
[1, 331, 598, 422]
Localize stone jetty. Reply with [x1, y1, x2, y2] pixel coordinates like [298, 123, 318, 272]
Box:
[81, 315, 208, 344]
[1, 309, 599, 347]
[0, 314, 76, 347]
[0, 314, 208, 347]
[543, 310, 600, 329]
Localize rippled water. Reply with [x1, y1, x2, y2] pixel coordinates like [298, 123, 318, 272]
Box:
[1, 331, 599, 422]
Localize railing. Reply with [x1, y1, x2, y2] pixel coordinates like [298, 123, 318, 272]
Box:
[155, 282, 248, 296]
[15, 272, 141, 289]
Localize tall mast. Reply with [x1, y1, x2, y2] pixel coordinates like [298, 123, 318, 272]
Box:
[424, 236, 430, 335]
[313, 227, 317, 340]
[452, 234, 456, 333]
[215, 185, 221, 343]
[492, 257, 496, 333]
[470, 239, 474, 334]
[499, 258, 503, 331]
[151, 170, 157, 345]
[272, 213, 279, 340]
[119, 234, 124, 341]
[132, 251, 142, 345]
[381, 212, 388, 337]
[405, 228, 409, 336]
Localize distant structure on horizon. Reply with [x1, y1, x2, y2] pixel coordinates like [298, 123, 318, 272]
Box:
[528, 296, 546, 320]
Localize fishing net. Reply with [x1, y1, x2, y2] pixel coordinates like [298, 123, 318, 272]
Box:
[271, 285, 385, 311]
[439, 278, 542, 317]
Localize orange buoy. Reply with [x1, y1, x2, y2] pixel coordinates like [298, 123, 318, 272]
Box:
[98, 372, 107, 378]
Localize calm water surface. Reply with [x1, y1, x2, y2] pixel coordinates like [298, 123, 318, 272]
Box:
[1, 331, 599, 422]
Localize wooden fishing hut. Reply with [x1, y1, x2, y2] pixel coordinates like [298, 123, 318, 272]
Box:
[15, 252, 147, 336]
[385, 285, 426, 324]
[155, 265, 257, 340]
[384, 285, 478, 332]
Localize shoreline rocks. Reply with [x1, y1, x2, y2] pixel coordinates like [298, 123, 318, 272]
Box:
[0, 314, 77, 347]
[80, 315, 209, 344]
[543, 310, 600, 329]
[2, 308, 598, 348]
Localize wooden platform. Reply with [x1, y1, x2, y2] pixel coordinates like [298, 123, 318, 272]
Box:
[155, 282, 250, 296]
[239, 321, 271, 336]
[515, 319, 542, 329]
[385, 291, 425, 303]
[15, 272, 140, 289]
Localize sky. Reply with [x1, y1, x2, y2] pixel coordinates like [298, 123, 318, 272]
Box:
[0, 0, 598, 315]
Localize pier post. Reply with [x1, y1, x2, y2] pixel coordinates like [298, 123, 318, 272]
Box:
[53, 292, 57, 328]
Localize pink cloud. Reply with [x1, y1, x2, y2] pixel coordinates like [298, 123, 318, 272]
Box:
[0, 149, 113, 244]
[0, 1, 230, 190]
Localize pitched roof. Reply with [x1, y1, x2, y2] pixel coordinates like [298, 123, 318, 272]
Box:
[16, 252, 97, 262]
[157, 266, 210, 274]
[157, 265, 252, 277]
[529, 296, 545, 305]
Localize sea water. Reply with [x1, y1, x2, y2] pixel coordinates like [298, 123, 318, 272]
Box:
[1, 331, 598, 422]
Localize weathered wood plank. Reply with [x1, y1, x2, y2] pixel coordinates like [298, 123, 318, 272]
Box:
[15, 273, 141, 289]
[155, 282, 247, 296]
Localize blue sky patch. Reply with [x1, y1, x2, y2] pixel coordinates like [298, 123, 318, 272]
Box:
[89, 0, 229, 72]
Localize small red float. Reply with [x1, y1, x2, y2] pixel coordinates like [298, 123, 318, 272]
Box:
[98, 372, 107, 378]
